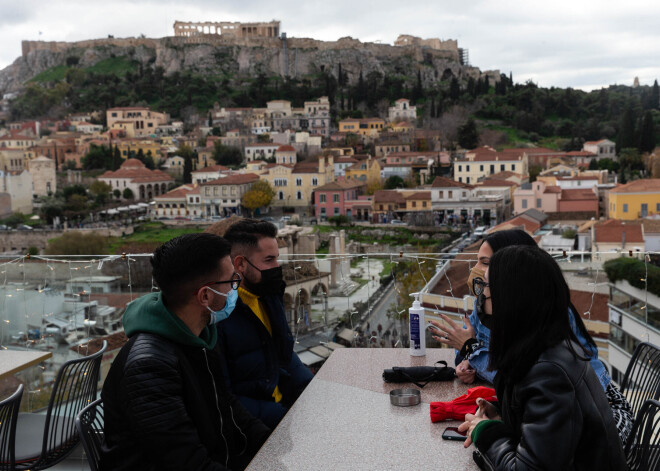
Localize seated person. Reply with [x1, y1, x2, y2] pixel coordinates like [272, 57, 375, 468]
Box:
[101, 233, 269, 470]
[459, 245, 627, 470]
[214, 218, 313, 429]
[429, 229, 634, 445]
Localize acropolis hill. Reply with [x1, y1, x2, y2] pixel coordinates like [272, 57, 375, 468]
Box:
[1, 20, 499, 94]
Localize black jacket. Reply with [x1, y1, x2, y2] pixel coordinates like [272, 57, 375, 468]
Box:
[215, 293, 313, 428]
[101, 333, 270, 471]
[475, 341, 627, 471]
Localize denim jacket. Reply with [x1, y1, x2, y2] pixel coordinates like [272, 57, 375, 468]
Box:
[455, 306, 611, 390]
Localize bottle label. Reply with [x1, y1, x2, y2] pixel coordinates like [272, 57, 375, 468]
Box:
[410, 313, 420, 349]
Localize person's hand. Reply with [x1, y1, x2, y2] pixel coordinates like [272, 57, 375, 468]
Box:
[475, 398, 500, 421]
[429, 314, 475, 351]
[458, 398, 497, 448]
[455, 360, 476, 384]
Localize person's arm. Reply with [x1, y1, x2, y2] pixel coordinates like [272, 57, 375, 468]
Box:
[282, 352, 313, 395]
[227, 393, 270, 457]
[474, 362, 581, 470]
[121, 354, 228, 471]
[236, 394, 289, 430]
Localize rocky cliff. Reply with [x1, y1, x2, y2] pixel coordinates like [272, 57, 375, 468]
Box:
[0, 35, 499, 95]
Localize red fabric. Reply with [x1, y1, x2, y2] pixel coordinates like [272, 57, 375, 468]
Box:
[430, 386, 497, 422]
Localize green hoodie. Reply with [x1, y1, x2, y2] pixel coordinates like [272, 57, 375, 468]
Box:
[122, 292, 217, 350]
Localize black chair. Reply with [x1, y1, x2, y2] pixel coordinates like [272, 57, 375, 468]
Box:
[620, 342, 660, 418]
[626, 399, 660, 470]
[0, 384, 24, 471]
[75, 399, 103, 471]
[14, 341, 107, 470]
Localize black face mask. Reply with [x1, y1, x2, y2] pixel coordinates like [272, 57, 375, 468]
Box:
[245, 259, 285, 296]
[476, 293, 493, 330]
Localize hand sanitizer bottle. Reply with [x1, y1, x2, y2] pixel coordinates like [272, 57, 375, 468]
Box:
[409, 292, 426, 356]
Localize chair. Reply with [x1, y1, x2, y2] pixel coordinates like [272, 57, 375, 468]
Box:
[0, 384, 24, 471]
[14, 341, 107, 470]
[625, 399, 660, 470]
[75, 399, 103, 471]
[620, 342, 660, 418]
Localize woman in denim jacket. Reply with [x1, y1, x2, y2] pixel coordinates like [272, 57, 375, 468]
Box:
[429, 229, 634, 445]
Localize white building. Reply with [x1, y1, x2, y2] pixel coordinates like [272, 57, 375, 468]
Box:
[583, 139, 616, 160]
[98, 158, 173, 200]
[388, 98, 417, 123]
[0, 169, 33, 214]
[26, 155, 56, 196]
[244, 143, 279, 162]
[191, 165, 231, 184]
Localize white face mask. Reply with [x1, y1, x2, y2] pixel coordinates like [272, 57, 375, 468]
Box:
[206, 286, 238, 324]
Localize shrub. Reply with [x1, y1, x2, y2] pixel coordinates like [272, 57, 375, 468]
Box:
[604, 257, 660, 297]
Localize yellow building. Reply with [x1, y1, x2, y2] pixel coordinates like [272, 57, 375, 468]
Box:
[338, 118, 385, 137]
[404, 191, 432, 211]
[608, 179, 660, 220]
[262, 156, 334, 208]
[106, 107, 169, 137]
[344, 156, 382, 188]
[390, 121, 415, 133]
[115, 139, 163, 162]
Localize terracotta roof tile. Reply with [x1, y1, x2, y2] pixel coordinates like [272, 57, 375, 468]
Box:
[560, 188, 597, 201]
[594, 220, 644, 243]
[609, 179, 660, 194]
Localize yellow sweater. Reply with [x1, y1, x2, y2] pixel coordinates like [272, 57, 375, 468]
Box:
[238, 287, 282, 403]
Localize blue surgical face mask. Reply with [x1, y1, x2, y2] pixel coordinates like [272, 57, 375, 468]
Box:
[206, 286, 238, 324]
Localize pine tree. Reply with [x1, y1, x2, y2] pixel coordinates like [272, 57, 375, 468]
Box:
[457, 117, 479, 149]
[638, 111, 656, 153]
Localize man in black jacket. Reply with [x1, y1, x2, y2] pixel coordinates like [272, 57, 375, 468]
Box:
[101, 233, 269, 471]
[215, 218, 313, 429]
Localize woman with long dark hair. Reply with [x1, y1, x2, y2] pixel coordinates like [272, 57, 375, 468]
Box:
[458, 245, 627, 470]
[429, 229, 633, 444]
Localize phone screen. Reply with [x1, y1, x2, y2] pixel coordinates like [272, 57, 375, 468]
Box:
[442, 426, 467, 441]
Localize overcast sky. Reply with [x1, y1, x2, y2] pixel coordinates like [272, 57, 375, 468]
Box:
[1, 0, 659, 91]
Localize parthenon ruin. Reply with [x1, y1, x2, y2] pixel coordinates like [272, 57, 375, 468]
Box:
[173, 20, 280, 38]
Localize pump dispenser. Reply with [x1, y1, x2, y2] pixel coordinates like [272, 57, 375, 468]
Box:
[409, 292, 426, 356]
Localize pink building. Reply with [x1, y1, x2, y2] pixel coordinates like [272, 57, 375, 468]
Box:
[514, 180, 597, 216]
[313, 180, 365, 220]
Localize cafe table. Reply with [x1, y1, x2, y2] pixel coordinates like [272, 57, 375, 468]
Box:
[247, 348, 481, 471]
[0, 349, 52, 381]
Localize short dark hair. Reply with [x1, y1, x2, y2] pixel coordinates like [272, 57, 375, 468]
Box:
[151, 233, 231, 308]
[488, 245, 586, 383]
[223, 218, 278, 256]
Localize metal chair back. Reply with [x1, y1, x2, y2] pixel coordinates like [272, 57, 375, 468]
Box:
[0, 385, 24, 471]
[75, 398, 103, 471]
[621, 342, 660, 418]
[626, 399, 660, 470]
[16, 341, 106, 470]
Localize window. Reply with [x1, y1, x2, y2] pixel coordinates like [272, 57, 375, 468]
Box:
[522, 199, 528, 209]
[656, 203, 660, 212]
[422, 201, 427, 208]
[333, 194, 340, 203]
[511, 164, 516, 171]
[297, 191, 302, 200]
[321, 208, 326, 216]
[412, 201, 417, 208]
[458, 165, 462, 172]
[480, 165, 484, 171]
[536, 198, 542, 208]
[312, 177, 318, 186]
[448, 191, 453, 198]
[278, 191, 284, 200]
[500, 164, 505, 171]
[466, 177, 470, 184]
[334, 207, 340, 215]
[296, 178, 302, 186]
[623, 203, 628, 213]
[490, 165, 494, 173]
[320, 194, 326, 203]
[466, 165, 470, 172]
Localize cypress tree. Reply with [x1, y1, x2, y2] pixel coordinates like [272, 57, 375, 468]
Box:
[653, 79, 660, 110]
[449, 77, 460, 101]
[617, 106, 636, 153]
[638, 111, 656, 153]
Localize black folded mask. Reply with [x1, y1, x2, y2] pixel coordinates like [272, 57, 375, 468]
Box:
[382, 361, 456, 388]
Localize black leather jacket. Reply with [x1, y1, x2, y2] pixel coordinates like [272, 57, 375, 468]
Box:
[101, 333, 269, 471]
[474, 341, 627, 471]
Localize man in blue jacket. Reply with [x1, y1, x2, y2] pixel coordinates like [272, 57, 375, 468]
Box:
[216, 218, 313, 428]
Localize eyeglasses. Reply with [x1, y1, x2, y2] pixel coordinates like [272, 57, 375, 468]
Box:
[472, 278, 489, 296]
[200, 274, 242, 292]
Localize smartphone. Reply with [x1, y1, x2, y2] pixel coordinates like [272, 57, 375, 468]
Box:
[442, 426, 467, 441]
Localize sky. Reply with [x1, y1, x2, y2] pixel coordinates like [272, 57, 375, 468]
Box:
[1, 0, 659, 91]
